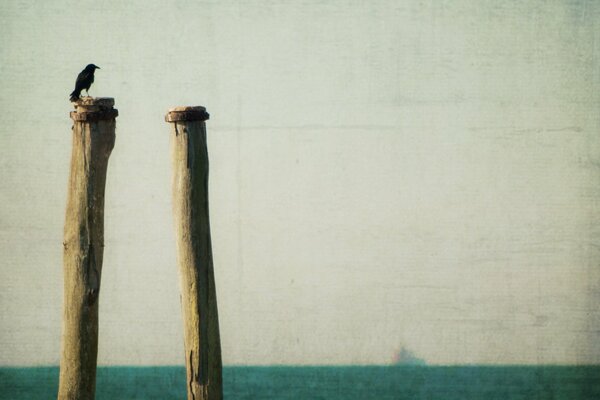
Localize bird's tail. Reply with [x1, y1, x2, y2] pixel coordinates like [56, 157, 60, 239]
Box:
[69, 91, 79, 102]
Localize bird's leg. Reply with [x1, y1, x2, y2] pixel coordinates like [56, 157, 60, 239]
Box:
[85, 89, 89, 98]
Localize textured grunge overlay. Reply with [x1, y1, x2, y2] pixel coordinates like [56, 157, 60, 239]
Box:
[0, 0, 598, 374]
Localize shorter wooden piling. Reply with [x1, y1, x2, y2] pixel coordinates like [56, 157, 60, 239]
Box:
[166, 106, 223, 400]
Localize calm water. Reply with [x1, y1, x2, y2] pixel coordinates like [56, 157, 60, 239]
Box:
[1, 366, 599, 399]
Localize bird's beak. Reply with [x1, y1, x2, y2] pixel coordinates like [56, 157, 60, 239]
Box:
[96, 66, 101, 69]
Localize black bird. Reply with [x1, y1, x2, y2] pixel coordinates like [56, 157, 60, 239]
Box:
[69, 64, 100, 102]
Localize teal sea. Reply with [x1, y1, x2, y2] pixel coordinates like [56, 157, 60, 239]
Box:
[1, 366, 599, 399]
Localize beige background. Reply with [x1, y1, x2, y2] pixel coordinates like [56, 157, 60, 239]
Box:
[0, 0, 599, 366]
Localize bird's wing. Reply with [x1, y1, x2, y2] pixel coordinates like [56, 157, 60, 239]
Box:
[74, 70, 92, 90]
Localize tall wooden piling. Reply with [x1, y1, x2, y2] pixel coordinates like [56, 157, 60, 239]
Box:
[166, 106, 223, 400]
[58, 97, 117, 400]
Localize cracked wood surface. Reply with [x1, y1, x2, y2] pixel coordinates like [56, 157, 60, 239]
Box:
[58, 109, 115, 400]
[169, 116, 223, 400]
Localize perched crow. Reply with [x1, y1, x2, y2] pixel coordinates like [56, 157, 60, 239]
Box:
[69, 64, 100, 102]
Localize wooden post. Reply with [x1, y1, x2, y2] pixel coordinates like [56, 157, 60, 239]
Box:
[58, 97, 117, 400]
[166, 106, 223, 400]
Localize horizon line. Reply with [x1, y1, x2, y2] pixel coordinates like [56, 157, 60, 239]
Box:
[2, 363, 599, 369]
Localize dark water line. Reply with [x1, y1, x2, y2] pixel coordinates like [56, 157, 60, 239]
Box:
[1, 365, 599, 399]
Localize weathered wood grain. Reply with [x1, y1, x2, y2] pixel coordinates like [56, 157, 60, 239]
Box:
[167, 108, 223, 400]
[58, 98, 117, 400]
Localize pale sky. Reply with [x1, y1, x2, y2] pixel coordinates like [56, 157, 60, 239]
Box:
[0, 0, 599, 366]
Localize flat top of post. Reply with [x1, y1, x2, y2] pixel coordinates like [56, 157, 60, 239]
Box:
[70, 97, 118, 122]
[73, 97, 114, 108]
[168, 106, 205, 113]
[165, 106, 209, 122]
